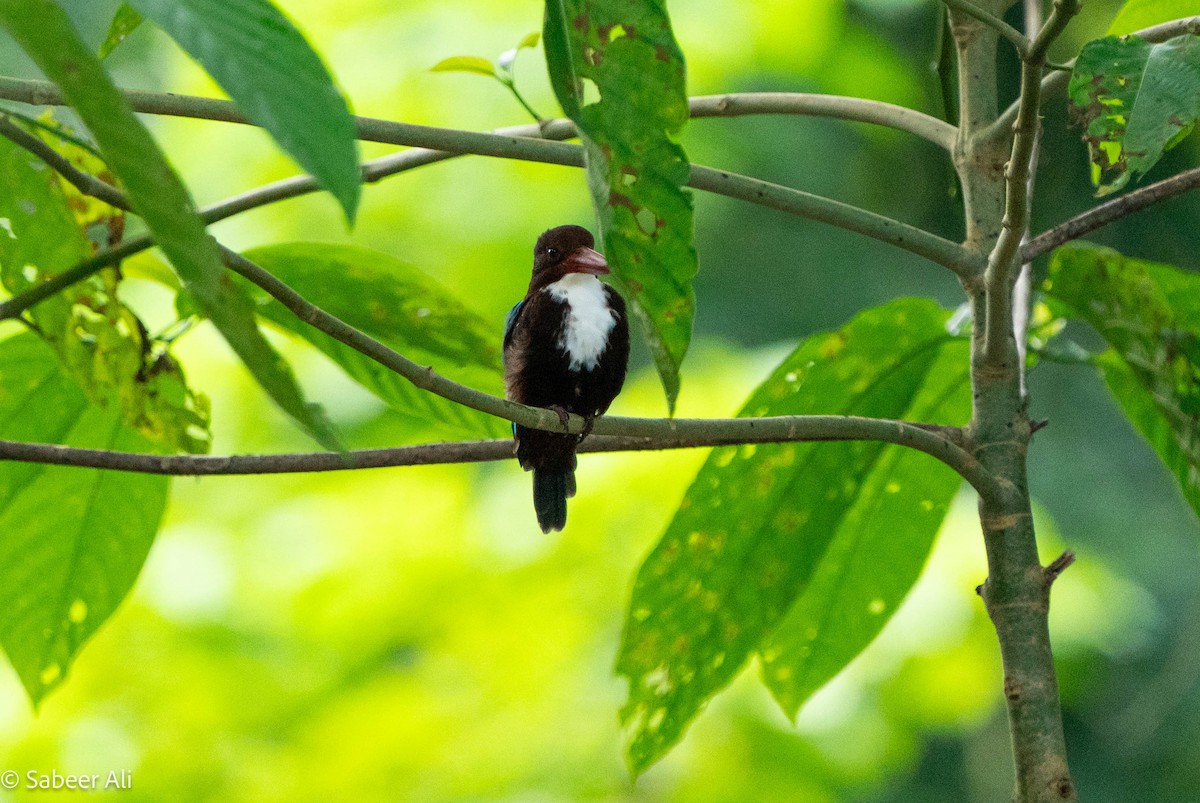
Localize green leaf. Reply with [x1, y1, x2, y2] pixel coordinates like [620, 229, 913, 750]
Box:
[1069, 34, 1200, 195]
[0, 7, 338, 450]
[0, 333, 169, 705]
[29, 112, 126, 245]
[1044, 244, 1200, 519]
[517, 31, 541, 51]
[616, 298, 967, 773]
[1108, 0, 1198, 36]
[242, 243, 509, 439]
[431, 55, 498, 77]
[759, 340, 969, 717]
[127, 0, 361, 222]
[98, 3, 143, 59]
[0, 127, 210, 454]
[544, 0, 697, 413]
[189, 275, 343, 450]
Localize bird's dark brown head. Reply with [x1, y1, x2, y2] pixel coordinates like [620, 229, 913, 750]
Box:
[530, 225, 609, 290]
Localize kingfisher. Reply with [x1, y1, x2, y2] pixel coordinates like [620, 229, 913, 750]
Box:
[503, 225, 630, 533]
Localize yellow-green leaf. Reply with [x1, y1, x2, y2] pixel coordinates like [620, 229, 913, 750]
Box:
[431, 55, 498, 77]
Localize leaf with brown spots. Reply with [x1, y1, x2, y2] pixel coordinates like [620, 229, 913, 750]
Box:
[544, 0, 696, 413]
[0, 334, 169, 707]
[1044, 244, 1200, 520]
[616, 298, 970, 773]
[0, 128, 210, 454]
[1069, 34, 1200, 196]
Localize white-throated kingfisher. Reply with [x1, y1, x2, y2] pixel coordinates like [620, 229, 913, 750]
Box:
[503, 225, 630, 533]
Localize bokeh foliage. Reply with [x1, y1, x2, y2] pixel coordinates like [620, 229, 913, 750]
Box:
[0, 0, 1197, 800]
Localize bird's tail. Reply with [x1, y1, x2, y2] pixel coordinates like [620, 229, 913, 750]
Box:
[532, 468, 576, 533]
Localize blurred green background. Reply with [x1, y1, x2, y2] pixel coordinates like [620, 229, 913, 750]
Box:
[1, 0, 1199, 799]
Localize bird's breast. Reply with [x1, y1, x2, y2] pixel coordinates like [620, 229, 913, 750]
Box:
[545, 274, 618, 372]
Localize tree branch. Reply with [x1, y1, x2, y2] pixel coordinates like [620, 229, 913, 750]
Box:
[981, 0, 1080, 366]
[0, 414, 1002, 503]
[1023, 166, 1200, 260]
[0, 96, 980, 326]
[951, 4, 1079, 798]
[941, 0, 1031, 56]
[0, 120, 1002, 504]
[0, 113, 127, 206]
[0, 76, 957, 152]
[688, 93, 957, 150]
[687, 167, 978, 276]
[1026, 0, 1079, 64]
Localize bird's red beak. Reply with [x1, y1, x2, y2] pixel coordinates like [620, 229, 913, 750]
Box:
[562, 246, 609, 275]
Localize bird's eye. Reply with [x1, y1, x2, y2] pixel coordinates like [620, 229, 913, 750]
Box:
[546, 247, 559, 258]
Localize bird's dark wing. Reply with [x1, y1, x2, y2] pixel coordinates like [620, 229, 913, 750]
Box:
[502, 298, 526, 356]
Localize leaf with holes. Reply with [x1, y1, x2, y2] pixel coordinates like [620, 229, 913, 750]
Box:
[1044, 244, 1200, 519]
[759, 339, 969, 717]
[1069, 34, 1200, 195]
[616, 298, 967, 773]
[0, 333, 169, 706]
[128, 0, 361, 222]
[242, 243, 509, 439]
[0, 1, 337, 450]
[0, 129, 210, 454]
[544, 0, 696, 413]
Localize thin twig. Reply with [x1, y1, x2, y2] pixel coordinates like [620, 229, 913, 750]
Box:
[1012, 0, 1045, 400]
[0, 78, 973, 272]
[941, 0, 1031, 56]
[688, 93, 956, 150]
[0, 417, 1001, 502]
[1026, 0, 1080, 64]
[981, 0, 1081, 366]
[0, 113, 128, 208]
[688, 167, 977, 275]
[0, 121, 1004, 503]
[1024, 166, 1200, 260]
[0, 108, 979, 327]
[0, 77, 958, 152]
[1043, 550, 1076, 585]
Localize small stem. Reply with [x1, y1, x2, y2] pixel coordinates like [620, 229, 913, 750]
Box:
[0, 103, 103, 156]
[982, 0, 1083, 369]
[0, 113, 128, 209]
[1043, 550, 1076, 584]
[688, 93, 956, 150]
[941, 0, 1032, 56]
[1024, 166, 1200, 261]
[1026, 0, 1081, 65]
[688, 167, 981, 278]
[500, 77, 543, 123]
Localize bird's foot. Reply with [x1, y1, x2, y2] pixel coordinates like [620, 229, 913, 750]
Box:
[579, 414, 596, 440]
[546, 405, 572, 432]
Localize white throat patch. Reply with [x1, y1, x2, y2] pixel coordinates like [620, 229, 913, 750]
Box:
[545, 273, 617, 371]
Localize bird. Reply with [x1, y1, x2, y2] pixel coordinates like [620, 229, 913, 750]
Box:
[503, 225, 630, 533]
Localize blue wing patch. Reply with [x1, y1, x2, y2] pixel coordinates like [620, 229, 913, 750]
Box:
[503, 299, 526, 439]
[503, 299, 525, 356]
